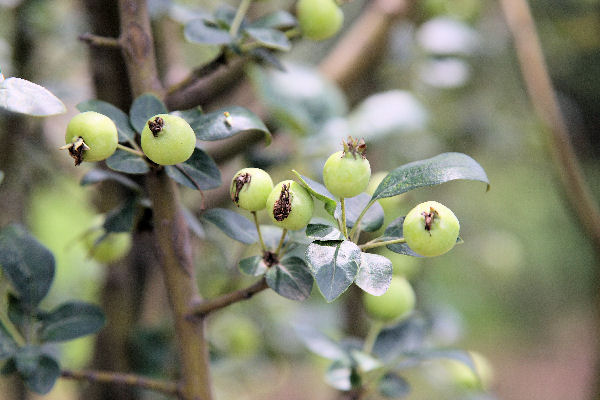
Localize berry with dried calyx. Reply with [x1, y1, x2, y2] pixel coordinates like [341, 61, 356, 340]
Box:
[62, 111, 118, 165]
[323, 137, 371, 198]
[230, 168, 274, 211]
[402, 201, 460, 257]
[266, 180, 314, 230]
[141, 114, 196, 165]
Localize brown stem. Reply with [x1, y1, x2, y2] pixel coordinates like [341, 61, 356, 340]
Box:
[79, 33, 121, 48]
[62, 369, 179, 397]
[190, 277, 268, 318]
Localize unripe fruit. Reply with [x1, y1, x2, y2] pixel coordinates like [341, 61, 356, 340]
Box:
[230, 168, 274, 212]
[441, 351, 494, 390]
[363, 276, 415, 323]
[64, 111, 118, 165]
[266, 180, 314, 230]
[323, 138, 371, 198]
[402, 201, 460, 257]
[84, 230, 132, 264]
[296, 0, 344, 41]
[141, 114, 196, 165]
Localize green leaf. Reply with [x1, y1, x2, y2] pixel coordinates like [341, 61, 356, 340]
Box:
[7, 293, 26, 334]
[372, 317, 426, 362]
[291, 171, 337, 218]
[181, 207, 205, 239]
[0, 225, 55, 307]
[325, 360, 361, 391]
[80, 169, 141, 192]
[129, 93, 168, 133]
[214, 5, 238, 29]
[383, 217, 421, 257]
[250, 48, 286, 71]
[239, 256, 267, 276]
[306, 240, 361, 302]
[355, 253, 392, 296]
[371, 152, 489, 201]
[250, 10, 297, 30]
[306, 224, 343, 241]
[201, 208, 258, 244]
[188, 106, 271, 145]
[244, 27, 291, 51]
[39, 301, 105, 342]
[344, 193, 384, 232]
[77, 99, 136, 143]
[103, 197, 138, 233]
[0, 77, 66, 116]
[184, 19, 232, 45]
[165, 148, 221, 190]
[0, 320, 17, 360]
[293, 325, 347, 360]
[378, 373, 410, 398]
[106, 149, 150, 174]
[266, 257, 313, 301]
[15, 346, 60, 395]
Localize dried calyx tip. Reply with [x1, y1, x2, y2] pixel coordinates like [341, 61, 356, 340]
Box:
[273, 183, 292, 221]
[148, 116, 164, 137]
[421, 207, 439, 233]
[59, 136, 90, 166]
[342, 136, 367, 159]
[262, 251, 279, 267]
[231, 172, 251, 205]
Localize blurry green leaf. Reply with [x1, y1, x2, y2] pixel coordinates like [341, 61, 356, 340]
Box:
[250, 48, 285, 71]
[80, 169, 141, 192]
[40, 301, 105, 342]
[77, 100, 136, 143]
[250, 10, 297, 30]
[165, 148, 221, 190]
[181, 207, 205, 239]
[292, 171, 337, 218]
[201, 208, 258, 244]
[306, 240, 361, 302]
[1, 358, 16, 376]
[245, 27, 291, 51]
[106, 149, 150, 174]
[0, 225, 54, 307]
[239, 256, 267, 276]
[372, 317, 426, 362]
[355, 253, 392, 296]
[325, 360, 361, 391]
[129, 326, 174, 375]
[184, 19, 232, 45]
[378, 373, 410, 398]
[189, 106, 271, 145]
[7, 293, 26, 334]
[15, 346, 60, 394]
[0, 320, 17, 360]
[371, 153, 489, 201]
[214, 5, 237, 29]
[129, 93, 168, 133]
[306, 224, 343, 241]
[350, 350, 382, 372]
[344, 193, 384, 232]
[103, 197, 137, 233]
[294, 325, 347, 360]
[266, 257, 313, 301]
[0, 77, 66, 116]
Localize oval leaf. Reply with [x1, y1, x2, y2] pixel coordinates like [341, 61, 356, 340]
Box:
[129, 93, 168, 133]
[372, 317, 426, 362]
[165, 148, 221, 190]
[250, 10, 297, 30]
[190, 106, 271, 144]
[371, 153, 489, 201]
[344, 193, 384, 233]
[103, 197, 138, 233]
[306, 240, 361, 302]
[106, 149, 150, 174]
[325, 360, 361, 391]
[355, 253, 392, 296]
[306, 224, 343, 241]
[181, 207, 205, 239]
[266, 257, 313, 301]
[40, 301, 105, 342]
[0, 320, 17, 360]
[0, 77, 66, 116]
[77, 99, 136, 144]
[239, 255, 267, 276]
[0, 225, 55, 307]
[291, 171, 337, 218]
[15, 347, 60, 395]
[201, 208, 258, 244]
[244, 27, 291, 51]
[379, 373, 411, 398]
[293, 325, 347, 360]
[184, 19, 232, 45]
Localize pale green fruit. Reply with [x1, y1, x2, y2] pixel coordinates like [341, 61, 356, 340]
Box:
[297, 0, 344, 41]
[363, 276, 415, 323]
[442, 351, 494, 390]
[403, 201, 459, 257]
[65, 111, 118, 162]
[84, 229, 132, 264]
[141, 114, 196, 165]
[323, 150, 371, 198]
[266, 180, 314, 230]
[230, 168, 273, 211]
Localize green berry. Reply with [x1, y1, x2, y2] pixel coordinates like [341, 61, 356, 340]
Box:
[296, 0, 344, 41]
[363, 276, 416, 323]
[323, 138, 371, 198]
[230, 168, 274, 211]
[84, 229, 132, 264]
[403, 201, 460, 257]
[266, 180, 314, 230]
[64, 111, 118, 165]
[141, 114, 196, 165]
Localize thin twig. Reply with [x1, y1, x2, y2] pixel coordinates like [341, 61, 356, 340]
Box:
[189, 277, 269, 318]
[252, 211, 267, 252]
[229, 0, 252, 38]
[79, 33, 121, 48]
[61, 369, 179, 397]
[165, 52, 228, 96]
[275, 229, 287, 255]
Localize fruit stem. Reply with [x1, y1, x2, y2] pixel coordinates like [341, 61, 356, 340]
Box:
[340, 198, 349, 239]
[251, 211, 266, 252]
[275, 228, 287, 256]
[362, 320, 383, 354]
[359, 237, 405, 251]
[229, 0, 252, 38]
[349, 199, 376, 240]
[116, 143, 144, 157]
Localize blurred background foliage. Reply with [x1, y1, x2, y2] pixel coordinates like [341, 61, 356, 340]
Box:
[0, 0, 598, 399]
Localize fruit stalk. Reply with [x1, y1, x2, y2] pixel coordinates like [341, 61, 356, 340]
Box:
[229, 0, 252, 38]
[340, 198, 349, 239]
[251, 211, 267, 252]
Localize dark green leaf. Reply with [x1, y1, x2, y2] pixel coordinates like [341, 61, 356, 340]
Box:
[80, 169, 141, 192]
[39, 301, 105, 342]
[201, 208, 258, 244]
[325, 360, 361, 391]
[344, 193, 384, 232]
[1, 358, 16, 375]
[7, 293, 26, 333]
[239, 256, 267, 276]
[266, 257, 313, 301]
[293, 325, 347, 360]
[106, 149, 150, 174]
[291, 171, 337, 218]
[372, 317, 426, 362]
[15, 346, 60, 395]
[306, 224, 343, 241]
[164, 148, 221, 190]
[383, 217, 421, 257]
[0, 225, 54, 307]
[379, 373, 410, 398]
[306, 240, 361, 302]
[371, 153, 489, 201]
[250, 48, 286, 71]
[244, 28, 291, 51]
[250, 10, 297, 30]
[103, 197, 137, 233]
[77, 99, 136, 143]
[184, 19, 232, 45]
[0, 320, 17, 360]
[0, 77, 66, 116]
[190, 106, 271, 145]
[181, 207, 205, 239]
[129, 93, 168, 133]
[355, 253, 392, 296]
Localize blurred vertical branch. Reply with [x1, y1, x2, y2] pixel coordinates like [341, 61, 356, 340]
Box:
[498, 0, 600, 398]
